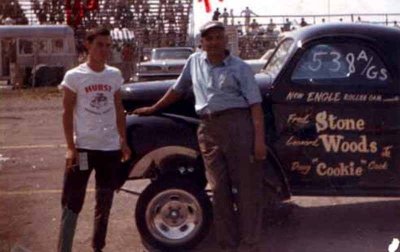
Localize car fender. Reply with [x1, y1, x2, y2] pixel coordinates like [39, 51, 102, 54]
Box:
[126, 114, 199, 155]
[126, 114, 201, 180]
[128, 144, 291, 197]
[128, 145, 201, 178]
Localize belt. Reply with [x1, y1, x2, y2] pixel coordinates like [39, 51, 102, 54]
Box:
[198, 108, 248, 120]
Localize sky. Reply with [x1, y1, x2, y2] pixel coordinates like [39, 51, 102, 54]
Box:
[192, 0, 400, 32]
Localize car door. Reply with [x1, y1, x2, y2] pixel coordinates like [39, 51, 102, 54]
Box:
[270, 37, 400, 195]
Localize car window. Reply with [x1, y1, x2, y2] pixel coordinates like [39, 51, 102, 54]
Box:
[291, 43, 391, 86]
[37, 39, 49, 54]
[263, 39, 294, 78]
[52, 39, 64, 54]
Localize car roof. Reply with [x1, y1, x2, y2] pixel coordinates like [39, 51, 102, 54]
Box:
[286, 23, 400, 44]
[282, 23, 400, 76]
[152, 47, 193, 51]
[0, 25, 74, 38]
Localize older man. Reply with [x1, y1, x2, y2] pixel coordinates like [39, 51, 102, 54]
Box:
[134, 21, 266, 252]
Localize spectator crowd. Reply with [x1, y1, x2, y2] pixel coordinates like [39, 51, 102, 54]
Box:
[212, 6, 400, 59]
[0, 0, 28, 25]
[1, 1, 400, 69]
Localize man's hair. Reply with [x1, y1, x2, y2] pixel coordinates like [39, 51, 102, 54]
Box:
[85, 27, 111, 43]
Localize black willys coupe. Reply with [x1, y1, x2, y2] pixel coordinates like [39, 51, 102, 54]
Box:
[120, 23, 400, 251]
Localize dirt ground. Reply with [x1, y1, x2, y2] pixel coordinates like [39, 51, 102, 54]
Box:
[0, 88, 221, 252]
[0, 88, 144, 252]
[1, 87, 400, 252]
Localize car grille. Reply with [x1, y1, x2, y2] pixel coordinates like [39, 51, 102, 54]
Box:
[167, 65, 184, 72]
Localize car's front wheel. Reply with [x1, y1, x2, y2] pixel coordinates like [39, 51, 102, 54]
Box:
[135, 178, 212, 251]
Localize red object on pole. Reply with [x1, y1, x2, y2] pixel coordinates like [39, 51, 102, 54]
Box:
[204, 0, 211, 12]
[198, 0, 223, 13]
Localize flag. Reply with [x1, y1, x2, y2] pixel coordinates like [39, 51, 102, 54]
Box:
[65, 0, 84, 27]
[198, 0, 224, 13]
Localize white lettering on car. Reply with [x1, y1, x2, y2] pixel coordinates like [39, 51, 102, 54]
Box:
[318, 135, 378, 153]
[291, 162, 312, 175]
[286, 136, 320, 147]
[288, 113, 311, 125]
[307, 92, 341, 102]
[316, 162, 363, 177]
[315, 111, 365, 133]
[286, 91, 304, 101]
[368, 161, 388, 170]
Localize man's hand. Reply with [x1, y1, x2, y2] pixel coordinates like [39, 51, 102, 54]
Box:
[254, 138, 267, 161]
[121, 142, 132, 162]
[132, 106, 156, 116]
[132, 88, 183, 116]
[65, 147, 78, 168]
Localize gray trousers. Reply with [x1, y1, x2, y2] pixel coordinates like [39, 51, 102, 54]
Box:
[197, 108, 263, 251]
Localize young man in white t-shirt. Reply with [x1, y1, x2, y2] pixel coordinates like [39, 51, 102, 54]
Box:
[57, 27, 131, 252]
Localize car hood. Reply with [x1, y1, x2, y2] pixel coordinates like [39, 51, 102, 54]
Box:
[245, 59, 268, 74]
[121, 73, 274, 111]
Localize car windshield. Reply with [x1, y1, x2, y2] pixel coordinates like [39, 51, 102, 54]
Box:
[262, 39, 294, 78]
[152, 49, 192, 60]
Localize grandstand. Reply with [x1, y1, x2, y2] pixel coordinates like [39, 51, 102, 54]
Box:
[1, 1, 400, 61]
[0, 0, 29, 25]
[13, 0, 193, 50]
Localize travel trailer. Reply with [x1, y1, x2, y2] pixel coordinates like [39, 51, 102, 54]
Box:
[0, 25, 77, 87]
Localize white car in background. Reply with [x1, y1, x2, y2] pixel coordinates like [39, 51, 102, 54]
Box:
[136, 47, 194, 81]
[245, 48, 275, 74]
[135, 47, 273, 82]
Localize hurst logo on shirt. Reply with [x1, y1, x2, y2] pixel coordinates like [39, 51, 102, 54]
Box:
[90, 93, 108, 109]
[84, 84, 113, 114]
[85, 84, 112, 93]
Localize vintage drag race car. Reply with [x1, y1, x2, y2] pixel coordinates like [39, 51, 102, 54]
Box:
[119, 23, 400, 251]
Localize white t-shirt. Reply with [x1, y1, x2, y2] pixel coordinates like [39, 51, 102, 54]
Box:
[61, 63, 123, 151]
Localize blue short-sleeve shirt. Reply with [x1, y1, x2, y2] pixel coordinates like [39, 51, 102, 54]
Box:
[172, 51, 262, 115]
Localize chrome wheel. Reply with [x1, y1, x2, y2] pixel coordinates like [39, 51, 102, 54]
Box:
[145, 188, 203, 244]
[136, 178, 212, 250]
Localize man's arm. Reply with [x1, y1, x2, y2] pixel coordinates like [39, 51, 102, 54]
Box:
[250, 103, 267, 161]
[134, 55, 192, 115]
[237, 63, 265, 161]
[62, 87, 77, 166]
[115, 90, 132, 161]
[133, 87, 183, 115]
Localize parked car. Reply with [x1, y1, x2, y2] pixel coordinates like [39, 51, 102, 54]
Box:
[245, 48, 274, 73]
[136, 47, 194, 81]
[120, 23, 400, 251]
